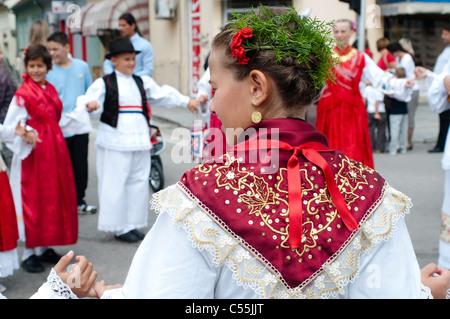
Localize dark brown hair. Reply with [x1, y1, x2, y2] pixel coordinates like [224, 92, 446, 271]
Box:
[211, 6, 324, 109]
[24, 44, 52, 70]
[395, 67, 406, 78]
[376, 37, 390, 52]
[47, 31, 69, 46]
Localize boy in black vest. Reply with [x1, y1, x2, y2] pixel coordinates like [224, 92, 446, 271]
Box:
[81, 37, 199, 242]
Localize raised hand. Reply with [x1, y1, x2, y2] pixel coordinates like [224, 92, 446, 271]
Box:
[53, 250, 98, 298]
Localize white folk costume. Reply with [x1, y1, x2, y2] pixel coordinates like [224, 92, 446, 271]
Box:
[99, 118, 432, 299]
[78, 70, 191, 236]
[425, 64, 450, 269]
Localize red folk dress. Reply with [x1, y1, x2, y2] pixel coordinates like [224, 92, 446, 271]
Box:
[14, 74, 78, 248]
[316, 46, 374, 169]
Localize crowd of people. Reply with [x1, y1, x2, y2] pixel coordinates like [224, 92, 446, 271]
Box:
[0, 6, 450, 300]
[0, 14, 199, 290]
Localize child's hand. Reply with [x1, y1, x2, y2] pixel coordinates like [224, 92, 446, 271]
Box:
[414, 66, 428, 80]
[14, 122, 26, 137]
[421, 263, 450, 299]
[86, 101, 100, 112]
[405, 79, 415, 88]
[374, 112, 381, 120]
[93, 280, 123, 299]
[187, 98, 199, 114]
[197, 94, 209, 104]
[53, 250, 98, 298]
[22, 130, 41, 148]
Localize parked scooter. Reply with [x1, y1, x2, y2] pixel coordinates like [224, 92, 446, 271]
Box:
[149, 124, 165, 192]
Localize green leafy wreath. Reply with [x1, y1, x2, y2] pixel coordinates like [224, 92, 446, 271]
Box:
[229, 5, 338, 89]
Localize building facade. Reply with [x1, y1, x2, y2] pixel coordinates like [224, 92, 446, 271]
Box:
[7, 0, 450, 96]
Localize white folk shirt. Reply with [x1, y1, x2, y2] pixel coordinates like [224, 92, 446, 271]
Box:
[78, 70, 190, 152]
[422, 63, 450, 170]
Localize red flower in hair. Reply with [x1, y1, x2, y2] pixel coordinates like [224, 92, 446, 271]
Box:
[231, 27, 253, 65]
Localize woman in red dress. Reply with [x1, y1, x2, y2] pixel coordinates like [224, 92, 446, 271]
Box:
[316, 20, 374, 168]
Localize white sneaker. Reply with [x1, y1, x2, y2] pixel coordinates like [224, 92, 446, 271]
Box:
[78, 203, 97, 215]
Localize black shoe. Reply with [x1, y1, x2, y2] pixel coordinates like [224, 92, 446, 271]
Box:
[428, 147, 443, 153]
[131, 229, 146, 240]
[115, 231, 139, 243]
[21, 255, 45, 273]
[37, 248, 62, 264]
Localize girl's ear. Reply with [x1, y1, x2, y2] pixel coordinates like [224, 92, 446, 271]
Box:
[248, 70, 271, 107]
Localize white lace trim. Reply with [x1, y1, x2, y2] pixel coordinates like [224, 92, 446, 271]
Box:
[43, 268, 78, 299]
[150, 183, 425, 299]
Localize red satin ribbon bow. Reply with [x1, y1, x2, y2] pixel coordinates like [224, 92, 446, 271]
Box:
[235, 139, 358, 249]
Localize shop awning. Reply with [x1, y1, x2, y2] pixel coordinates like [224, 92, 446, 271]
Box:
[380, 1, 450, 16]
[70, 0, 149, 38]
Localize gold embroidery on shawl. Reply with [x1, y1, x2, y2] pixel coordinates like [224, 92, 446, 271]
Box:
[152, 183, 410, 299]
[194, 153, 377, 260]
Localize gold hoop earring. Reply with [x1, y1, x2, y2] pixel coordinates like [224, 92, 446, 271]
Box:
[251, 110, 262, 124]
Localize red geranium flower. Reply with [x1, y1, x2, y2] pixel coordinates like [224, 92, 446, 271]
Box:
[231, 27, 253, 65]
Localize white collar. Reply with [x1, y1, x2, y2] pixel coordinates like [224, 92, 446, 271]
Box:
[115, 70, 133, 79]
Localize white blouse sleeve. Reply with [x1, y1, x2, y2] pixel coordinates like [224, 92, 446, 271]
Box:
[119, 209, 217, 298]
[345, 216, 431, 298]
[362, 54, 413, 102]
[0, 124, 16, 144]
[2, 97, 34, 160]
[427, 69, 450, 114]
[141, 75, 190, 109]
[196, 68, 213, 115]
[76, 77, 106, 118]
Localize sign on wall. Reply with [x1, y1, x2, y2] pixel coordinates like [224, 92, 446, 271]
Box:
[189, 0, 201, 95]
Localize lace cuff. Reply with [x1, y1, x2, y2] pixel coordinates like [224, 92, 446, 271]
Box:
[31, 268, 78, 299]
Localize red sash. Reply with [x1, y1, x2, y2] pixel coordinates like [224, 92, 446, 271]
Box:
[180, 119, 385, 289]
[15, 75, 78, 248]
[235, 139, 358, 248]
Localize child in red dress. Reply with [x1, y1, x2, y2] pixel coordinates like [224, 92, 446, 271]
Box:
[3, 44, 78, 273]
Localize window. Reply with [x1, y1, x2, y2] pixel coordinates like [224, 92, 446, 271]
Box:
[222, 0, 293, 22]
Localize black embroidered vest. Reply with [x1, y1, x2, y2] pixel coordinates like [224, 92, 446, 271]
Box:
[101, 72, 150, 128]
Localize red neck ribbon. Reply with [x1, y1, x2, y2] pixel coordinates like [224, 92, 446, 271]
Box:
[234, 139, 359, 248]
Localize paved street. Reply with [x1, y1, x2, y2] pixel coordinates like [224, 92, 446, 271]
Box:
[0, 98, 446, 298]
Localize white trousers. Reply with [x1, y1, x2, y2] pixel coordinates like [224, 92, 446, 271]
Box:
[96, 147, 150, 234]
[389, 113, 408, 154]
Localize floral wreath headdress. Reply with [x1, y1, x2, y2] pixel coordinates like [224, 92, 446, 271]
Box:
[229, 5, 338, 89]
